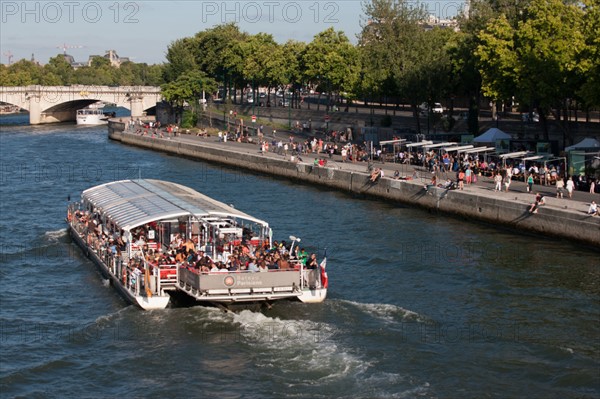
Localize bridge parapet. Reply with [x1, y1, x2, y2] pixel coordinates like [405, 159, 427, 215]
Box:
[0, 85, 162, 124]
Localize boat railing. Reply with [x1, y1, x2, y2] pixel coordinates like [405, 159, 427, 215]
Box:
[67, 208, 167, 298]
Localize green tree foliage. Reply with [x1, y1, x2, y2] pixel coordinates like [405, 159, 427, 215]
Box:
[44, 56, 74, 85]
[1, 55, 164, 86]
[302, 27, 361, 110]
[161, 70, 217, 126]
[163, 37, 200, 82]
[194, 23, 247, 80]
[360, 0, 455, 132]
[475, 14, 517, 102]
[476, 0, 589, 139]
[578, 0, 600, 108]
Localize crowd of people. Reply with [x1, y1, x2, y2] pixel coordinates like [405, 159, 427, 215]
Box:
[68, 206, 320, 283]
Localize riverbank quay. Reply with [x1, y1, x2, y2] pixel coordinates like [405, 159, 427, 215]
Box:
[108, 121, 600, 247]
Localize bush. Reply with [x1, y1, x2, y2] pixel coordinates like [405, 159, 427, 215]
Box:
[181, 110, 197, 128]
[442, 116, 456, 132]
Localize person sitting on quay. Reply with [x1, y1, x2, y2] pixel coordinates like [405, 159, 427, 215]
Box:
[370, 167, 383, 182]
[442, 178, 455, 190]
[529, 192, 546, 214]
[588, 201, 598, 216]
[424, 174, 437, 192]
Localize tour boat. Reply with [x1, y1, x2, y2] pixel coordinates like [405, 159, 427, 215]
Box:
[76, 104, 108, 125]
[66, 179, 328, 310]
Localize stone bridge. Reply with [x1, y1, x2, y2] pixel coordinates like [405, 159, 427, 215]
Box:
[0, 85, 161, 124]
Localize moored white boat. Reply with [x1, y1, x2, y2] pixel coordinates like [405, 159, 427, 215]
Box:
[67, 179, 327, 310]
[76, 104, 108, 125]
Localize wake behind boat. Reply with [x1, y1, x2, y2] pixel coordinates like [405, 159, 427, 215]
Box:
[66, 179, 327, 310]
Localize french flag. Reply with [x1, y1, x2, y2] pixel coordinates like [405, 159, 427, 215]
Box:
[320, 251, 328, 289]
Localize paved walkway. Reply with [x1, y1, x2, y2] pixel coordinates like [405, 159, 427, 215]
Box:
[153, 130, 598, 218]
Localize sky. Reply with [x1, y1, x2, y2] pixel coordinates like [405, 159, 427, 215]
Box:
[1, 0, 466, 66]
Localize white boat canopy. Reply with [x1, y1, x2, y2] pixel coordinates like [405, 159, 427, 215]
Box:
[499, 151, 531, 159]
[522, 155, 545, 161]
[379, 139, 406, 145]
[443, 145, 474, 152]
[81, 179, 269, 231]
[463, 146, 496, 154]
[405, 140, 433, 148]
[423, 142, 456, 149]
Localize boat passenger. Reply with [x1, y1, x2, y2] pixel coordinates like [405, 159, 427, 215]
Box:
[247, 260, 259, 272]
[306, 253, 318, 270]
[297, 248, 308, 264]
[258, 261, 269, 272]
[278, 254, 291, 270]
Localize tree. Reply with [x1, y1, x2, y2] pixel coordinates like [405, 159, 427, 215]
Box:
[161, 70, 217, 126]
[451, 0, 501, 134]
[282, 40, 307, 108]
[163, 37, 199, 82]
[360, 0, 455, 133]
[302, 27, 361, 111]
[2, 59, 45, 85]
[578, 0, 600, 109]
[476, 0, 587, 139]
[44, 56, 74, 85]
[475, 15, 517, 104]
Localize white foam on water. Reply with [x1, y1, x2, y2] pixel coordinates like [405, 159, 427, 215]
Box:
[197, 308, 370, 382]
[44, 228, 67, 242]
[559, 346, 574, 354]
[358, 373, 432, 399]
[341, 299, 429, 324]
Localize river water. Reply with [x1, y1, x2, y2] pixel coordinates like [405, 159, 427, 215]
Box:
[0, 115, 598, 398]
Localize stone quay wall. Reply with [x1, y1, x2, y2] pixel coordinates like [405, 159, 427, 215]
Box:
[108, 121, 600, 247]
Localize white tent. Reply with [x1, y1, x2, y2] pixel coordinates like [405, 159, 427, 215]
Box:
[473, 128, 511, 143]
[565, 137, 600, 151]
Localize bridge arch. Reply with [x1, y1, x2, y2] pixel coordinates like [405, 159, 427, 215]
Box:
[0, 85, 161, 124]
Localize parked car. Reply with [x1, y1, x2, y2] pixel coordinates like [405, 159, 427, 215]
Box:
[521, 112, 539, 122]
[419, 102, 444, 115]
[431, 103, 444, 113]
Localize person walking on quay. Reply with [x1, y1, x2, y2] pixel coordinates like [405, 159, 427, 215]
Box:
[494, 172, 502, 191]
[504, 167, 512, 192]
[566, 177, 575, 198]
[457, 169, 465, 190]
[590, 180, 596, 194]
[527, 174, 534, 193]
[556, 177, 565, 198]
[465, 166, 472, 185]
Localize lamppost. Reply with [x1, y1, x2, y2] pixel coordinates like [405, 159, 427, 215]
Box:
[251, 78, 255, 118]
[288, 90, 292, 130]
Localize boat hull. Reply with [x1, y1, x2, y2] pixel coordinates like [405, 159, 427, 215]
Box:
[297, 288, 327, 303]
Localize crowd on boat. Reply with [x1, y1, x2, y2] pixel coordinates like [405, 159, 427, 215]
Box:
[69, 207, 320, 280]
